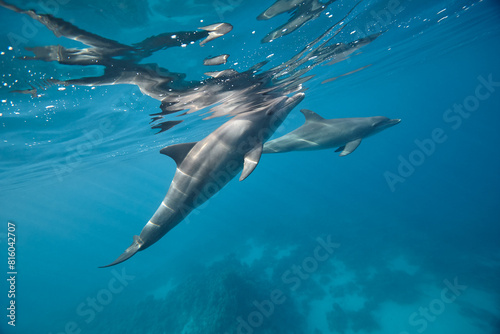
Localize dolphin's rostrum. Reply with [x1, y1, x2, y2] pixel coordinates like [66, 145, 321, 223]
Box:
[101, 93, 305, 267]
[263, 109, 401, 155]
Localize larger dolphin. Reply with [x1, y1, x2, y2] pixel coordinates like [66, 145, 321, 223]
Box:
[263, 109, 401, 156]
[101, 93, 305, 267]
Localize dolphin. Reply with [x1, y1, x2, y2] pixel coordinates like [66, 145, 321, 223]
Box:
[263, 109, 401, 156]
[101, 93, 305, 267]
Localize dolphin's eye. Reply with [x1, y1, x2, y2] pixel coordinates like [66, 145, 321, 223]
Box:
[266, 109, 274, 116]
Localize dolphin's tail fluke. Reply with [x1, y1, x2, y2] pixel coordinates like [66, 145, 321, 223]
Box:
[99, 235, 143, 268]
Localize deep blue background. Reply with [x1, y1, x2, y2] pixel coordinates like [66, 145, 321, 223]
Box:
[1, 0, 499, 333]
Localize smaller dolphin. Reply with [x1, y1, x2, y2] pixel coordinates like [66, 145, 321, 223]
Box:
[263, 109, 401, 156]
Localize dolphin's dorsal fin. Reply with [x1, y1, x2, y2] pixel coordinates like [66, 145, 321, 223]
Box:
[160, 142, 197, 166]
[300, 109, 325, 123]
[338, 139, 362, 157]
[240, 144, 263, 181]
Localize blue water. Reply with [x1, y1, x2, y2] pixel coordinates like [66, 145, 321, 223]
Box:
[1, 0, 500, 333]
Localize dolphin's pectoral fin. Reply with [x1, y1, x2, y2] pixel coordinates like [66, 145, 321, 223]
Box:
[240, 144, 263, 181]
[335, 146, 345, 153]
[160, 142, 198, 166]
[300, 109, 325, 123]
[338, 139, 362, 157]
[99, 235, 143, 268]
